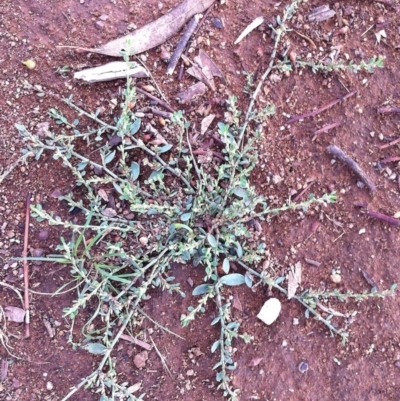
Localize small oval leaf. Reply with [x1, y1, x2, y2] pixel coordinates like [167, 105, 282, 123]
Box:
[207, 234, 217, 247]
[211, 340, 220, 353]
[180, 212, 192, 222]
[130, 118, 141, 135]
[220, 273, 245, 286]
[104, 150, 116, 164]
[130, 162, 140, 181]
[222, 258, 230, 274]
[192, 284, 211, 296]
[86, 342, 107, 355]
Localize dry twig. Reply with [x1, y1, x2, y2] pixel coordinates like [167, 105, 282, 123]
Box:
[23, 194, 31, 338]
[288, 91, 356, 124]
[327, 145, 377, 193]
[167, 14, 201, 75]
[137, 88, 175, 113]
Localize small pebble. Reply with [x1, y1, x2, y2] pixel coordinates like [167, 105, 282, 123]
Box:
[38, 230, 49, 241]
[330, 273, 341, 284]
[257, 298, 281, 325]
[46, 381, 54, 391]
[298, 361, 309, 373]
[95, 21, 104, 30]
[211, 17, 224, 29]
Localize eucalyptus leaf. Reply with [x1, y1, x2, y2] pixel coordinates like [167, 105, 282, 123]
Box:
[157, 144, 173, 154]
[220, 273, 245, 286]
[211, 340, 220, 353]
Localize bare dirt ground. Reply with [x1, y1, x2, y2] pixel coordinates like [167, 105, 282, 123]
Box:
[0, 0, 400, 400]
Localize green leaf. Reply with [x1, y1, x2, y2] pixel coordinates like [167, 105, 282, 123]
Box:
[130, 118, 141, 135]
[211, 316, 221, 325]
[130, 162, 140, 181]
[220, 273, 245, 286]
[157, 144, 173, 154]
[15, 123, 26, 132]
[211, 340, 220, 353]
[192, 284, 211, 296]
[275, 276, 285, 285]
[244, 273, 253, 288]
[180, 212, 192, 222]
[236, 242, 243, 258]
[222, 258, 230, 274]
[172, 223, 193, 233]
[207, 234, 217, 247]
[232, 187, 248, 199]
[86, 343, 107, 355]
[104, 150, 116, 165]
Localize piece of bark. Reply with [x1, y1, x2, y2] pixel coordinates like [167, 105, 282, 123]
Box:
[64, 0, 215, 57]
[308, 5, 336, 23]
[74, 62, 149, 83]
[327, 145, 377, 193]
[367, 210, 400, 227]
[176, 82, 207, 103]
[167, 14, 201, 75]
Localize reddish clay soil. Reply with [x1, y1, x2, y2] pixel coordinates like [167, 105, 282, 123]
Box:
[1, 0, 400, 400]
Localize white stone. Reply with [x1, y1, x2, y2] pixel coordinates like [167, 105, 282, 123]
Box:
[46, 382, 54, 391]
[257, 298, 281, 325]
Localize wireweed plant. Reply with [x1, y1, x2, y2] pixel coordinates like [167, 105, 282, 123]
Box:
[15, 0, 395, 400]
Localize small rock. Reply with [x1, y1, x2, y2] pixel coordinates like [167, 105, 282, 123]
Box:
[330, 273, 341, 284]
[46, 381, 54, 391]
[133, 351, 148, 368]
[257, 298, 281, 325]
[272, 175, 283, 184]
[298, 361, 308, 373]
[38, 230, 49, 241]
[95, 21, 104, 30]
[186, 369, 194, 376]
[395, 360, 400, 368]
[31, 248, 44, 257]
[211, 17, 224, 29]
[139, 237, 148, 246]
[99, 14, 108, 21]
[94, 166, 103, 176]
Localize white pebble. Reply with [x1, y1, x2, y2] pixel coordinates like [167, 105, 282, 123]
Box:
[257, 298, 281, 325]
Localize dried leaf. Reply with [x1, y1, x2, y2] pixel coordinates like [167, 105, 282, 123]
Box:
[234, 16, 264, 45]
[1, 360, 9, 381]
[200, 114, 215, 135]
[127, 382, 141, 394]
[72, 0, 215, 57]
[197, 50, 225, 81]
[375, 29, 386, 45]
[98, 189, 109, 202]
[133, 351, 148, 368]
[149, 133, 168, 146]
[361, 269, 380, 290]
[176, 82, 207, 104]
[248, 357, 263, 367]
[308, 5, 335, 23]
[232, 292, 243, 312]
[120, 334, 152, 350]
[5, 306, 25, 323]
[287, 262, 302, 299]
[36, 122, 50, 137]
[102, 208, 117, 218]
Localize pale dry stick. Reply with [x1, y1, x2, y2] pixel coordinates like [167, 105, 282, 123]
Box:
[314, 121, 341, 135]
[178, 4, 214, 80]
[379, 137, 400, 149]
[293, 181, 314, 202]
[380, 156, 400, 163]
[149, 336, 173, 378]
[167, 14, 201, 75]
[327, 145, 377, 193]
[23, 194, 31, 338]
[238, 0, 303, 145]
[287, 90, 356, 124]
[293, 29, 317, 49]
[0, 282, 24, 307]
[367, 210, 400, 227]
[377, 106, 400, 114]
[0, 152, 34, 185]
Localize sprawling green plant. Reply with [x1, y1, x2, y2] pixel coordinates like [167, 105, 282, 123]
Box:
[14, 0, 395, 400]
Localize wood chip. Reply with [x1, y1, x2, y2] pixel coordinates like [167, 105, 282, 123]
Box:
[176, 82, 207, 103]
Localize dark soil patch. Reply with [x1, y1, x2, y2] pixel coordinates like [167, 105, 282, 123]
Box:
[0, 0, 400, 400]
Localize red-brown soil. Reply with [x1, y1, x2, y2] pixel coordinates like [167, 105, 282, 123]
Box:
[0, 0, 400, 400]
